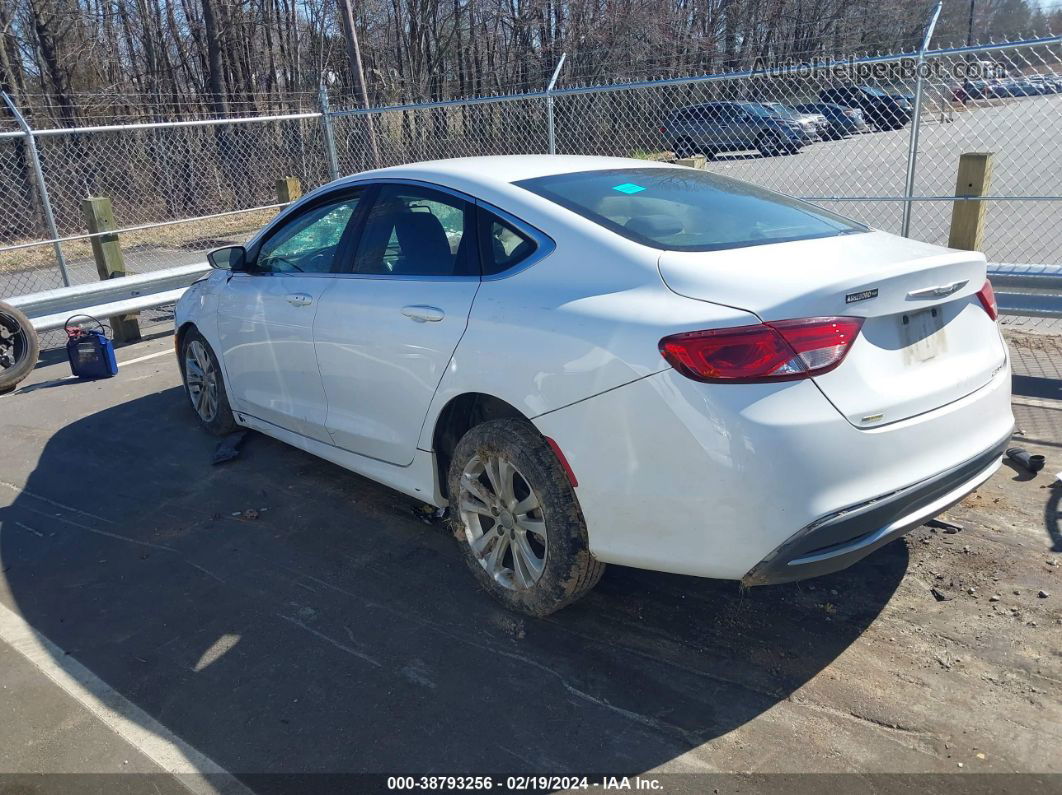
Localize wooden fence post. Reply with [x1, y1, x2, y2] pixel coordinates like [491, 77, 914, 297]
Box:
[276, 176, 302, 204]
[948, 152, 993, 252]
[81, 196, 140, 343]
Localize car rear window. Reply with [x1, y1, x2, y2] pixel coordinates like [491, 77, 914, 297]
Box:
[514, 168, 866, 252]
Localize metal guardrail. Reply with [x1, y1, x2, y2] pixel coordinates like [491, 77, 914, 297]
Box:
[7, 262, 210, 332]
[988, 264, 1062, 319]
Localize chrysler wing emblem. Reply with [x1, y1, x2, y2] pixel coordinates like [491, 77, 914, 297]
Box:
[906, 280, 968, 300]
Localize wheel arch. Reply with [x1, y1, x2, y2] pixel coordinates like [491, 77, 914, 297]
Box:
[174, 321, 197, 371]
[431, 392, 530, 500]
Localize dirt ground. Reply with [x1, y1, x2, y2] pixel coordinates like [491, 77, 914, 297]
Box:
[0, 328, 1058, 792]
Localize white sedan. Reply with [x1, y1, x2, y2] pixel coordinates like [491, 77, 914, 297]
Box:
[175, 155, 1013, 615]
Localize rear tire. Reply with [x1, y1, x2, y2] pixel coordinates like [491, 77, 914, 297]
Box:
[447, 419, 604, 616]
[179, 328, 237, 436]
[672, 138, 695, 159]
[757, 133, 785, 157]
[0, 301, 39, 394]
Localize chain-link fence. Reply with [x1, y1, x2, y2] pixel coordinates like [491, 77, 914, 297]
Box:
[2, 36, 1060, 324]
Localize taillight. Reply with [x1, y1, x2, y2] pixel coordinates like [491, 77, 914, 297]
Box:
[659, 126, 667, 134]
[976, 280, 998, 320]
[659, 317, 864, 383]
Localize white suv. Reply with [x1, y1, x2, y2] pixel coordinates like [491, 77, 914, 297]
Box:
[175, 155, 1013, 615]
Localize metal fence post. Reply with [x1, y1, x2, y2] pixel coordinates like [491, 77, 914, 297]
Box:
[546, 53, 567, 155]
[318, 85, 341, 181]
[1, 91, 71, 286]
[901, 1, 943, 238]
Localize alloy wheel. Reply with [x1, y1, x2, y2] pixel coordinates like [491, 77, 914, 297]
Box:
[458, 453, 548, 591]
[184, 340, 219, 422]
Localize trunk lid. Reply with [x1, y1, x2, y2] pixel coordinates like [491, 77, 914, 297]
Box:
[658, 230, 1007, 427]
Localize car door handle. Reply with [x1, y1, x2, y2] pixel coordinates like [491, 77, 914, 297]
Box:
[286, 293, 313, 307]
[401, 305, 445, 323]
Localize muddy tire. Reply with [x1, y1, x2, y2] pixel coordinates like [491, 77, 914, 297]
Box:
[0, 301, 39, 394]
[447, 418, 604, 616]
[179, 328, 237, 436]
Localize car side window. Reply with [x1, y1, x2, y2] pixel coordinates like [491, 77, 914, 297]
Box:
[479, 211, 537, 276]
[255, 192, 363, 274]
[353, 185, 476, 277]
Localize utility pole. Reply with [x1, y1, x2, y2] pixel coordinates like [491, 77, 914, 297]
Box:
[337, 0, 380, 166]
[967, 0, 975, 46]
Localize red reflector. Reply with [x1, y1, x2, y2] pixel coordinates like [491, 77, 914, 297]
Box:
[976, 280, 998, 320]
[659, 317, 863, 383]
[544, 436, 578, 487]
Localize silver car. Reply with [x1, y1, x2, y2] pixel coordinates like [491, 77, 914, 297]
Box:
[759, 103, 828, 140]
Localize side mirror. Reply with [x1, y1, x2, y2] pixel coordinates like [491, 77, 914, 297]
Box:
[207, 245, 247, 271]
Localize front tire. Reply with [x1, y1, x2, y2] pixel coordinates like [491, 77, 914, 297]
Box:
[448, 419, 604, 616]
[179, 328, 237, 435]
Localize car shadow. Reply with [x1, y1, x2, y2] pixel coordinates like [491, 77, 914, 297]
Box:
[0, 386, 907, 781]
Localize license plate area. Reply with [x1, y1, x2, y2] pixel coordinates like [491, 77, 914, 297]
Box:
[901, 307, 947, 364]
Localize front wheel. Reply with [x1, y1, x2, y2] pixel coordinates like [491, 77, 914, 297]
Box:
[0, 300, 39, 394]
[448, 419, 604, 616]
[179, 328, 237, 435]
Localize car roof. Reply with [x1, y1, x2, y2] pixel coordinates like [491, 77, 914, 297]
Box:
[332, 155, 680, 191]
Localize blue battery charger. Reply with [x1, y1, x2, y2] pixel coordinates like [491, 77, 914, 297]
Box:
[65, 315, 118, 379]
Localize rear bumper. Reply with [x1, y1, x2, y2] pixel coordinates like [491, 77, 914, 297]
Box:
[741, 434, 1009, 585]
[533, 356, 1013, 582]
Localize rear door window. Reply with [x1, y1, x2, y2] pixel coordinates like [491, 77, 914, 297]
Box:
[353, 185, 477, 277]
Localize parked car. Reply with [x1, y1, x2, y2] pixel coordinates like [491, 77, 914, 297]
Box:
[661, 101, 813, 159]
[819, 85, 912, 130]
[998, 78, 1051, 96]
[0, 300, 39, 394]
[175, 155, 1014, 615]
[1026, 75, 1060, 93]
[757, 102, 828, 140]
[792, 102, 869, 138]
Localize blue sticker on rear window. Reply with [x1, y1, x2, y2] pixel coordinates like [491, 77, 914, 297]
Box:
[612, 183, 646, 194]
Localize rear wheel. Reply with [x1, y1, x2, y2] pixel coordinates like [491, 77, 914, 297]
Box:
[0, 301, 39, 394]
[672, 138, 695, 158]
[757, 133, 785, 157]
[180, 328, 237, 435]
[448, 419, 604, 616]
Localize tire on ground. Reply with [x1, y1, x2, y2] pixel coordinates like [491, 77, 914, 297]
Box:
[447, 418, 605, 616]
[179, 327, 237, 436]
[0, 301, 40, 394]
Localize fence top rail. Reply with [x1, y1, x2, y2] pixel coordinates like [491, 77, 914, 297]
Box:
[0, 110, 322, 140]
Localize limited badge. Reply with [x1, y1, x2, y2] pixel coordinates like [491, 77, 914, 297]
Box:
[845, 288, 878, 304]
